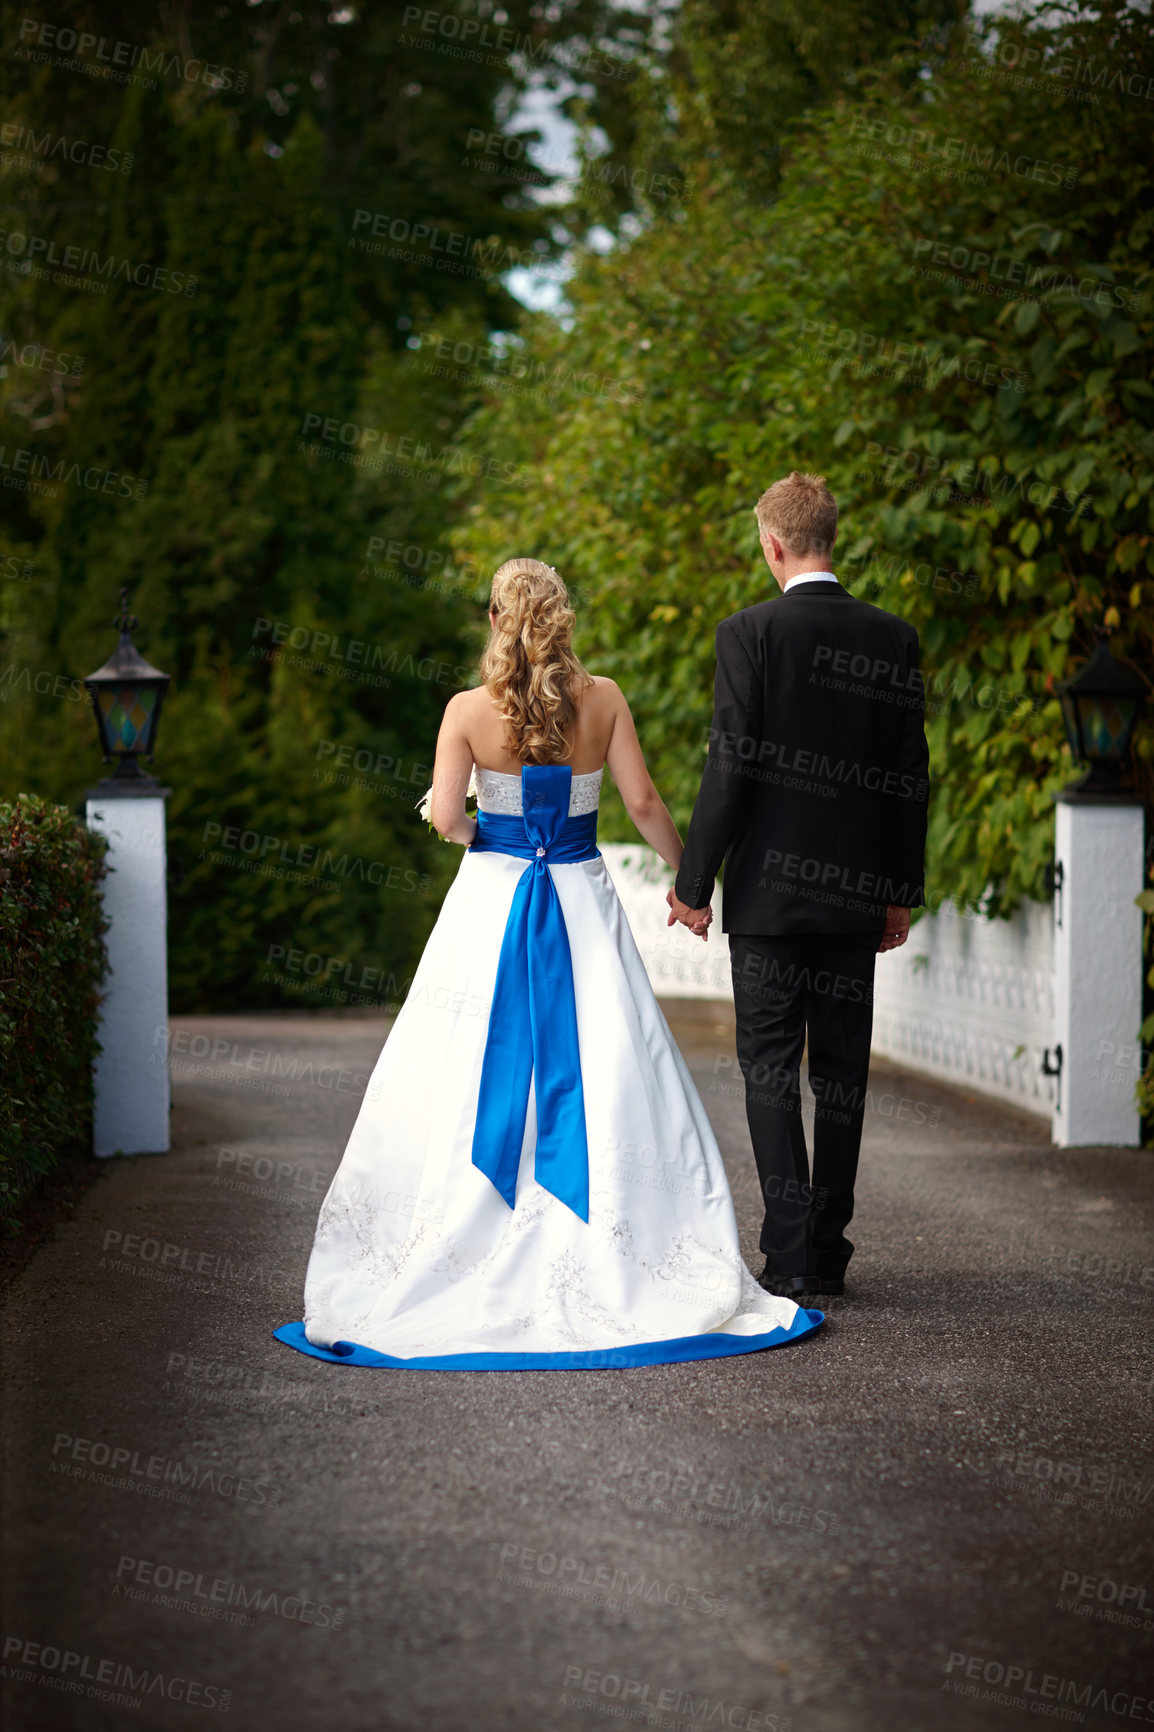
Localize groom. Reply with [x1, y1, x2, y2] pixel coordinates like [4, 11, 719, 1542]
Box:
[667, 472, 928, 1299]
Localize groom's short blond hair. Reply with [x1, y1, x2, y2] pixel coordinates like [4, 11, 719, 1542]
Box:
[755, 472, 838, 557]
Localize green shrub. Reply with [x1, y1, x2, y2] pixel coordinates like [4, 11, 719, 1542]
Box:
[0, 795, 109, 1222]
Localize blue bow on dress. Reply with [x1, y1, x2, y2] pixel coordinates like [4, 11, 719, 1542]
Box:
[469, 764, 599, 1221]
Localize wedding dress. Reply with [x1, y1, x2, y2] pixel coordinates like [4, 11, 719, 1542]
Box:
[275, 763, 822, 1369]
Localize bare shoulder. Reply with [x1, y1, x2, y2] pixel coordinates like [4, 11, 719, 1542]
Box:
[586, 674, 625, 709]
[441, 686, 483, 726]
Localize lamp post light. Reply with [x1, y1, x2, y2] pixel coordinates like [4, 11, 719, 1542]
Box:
[1050, 622, 1148, 1149]
[83, 589, 171, 789]
[1056, 625, 1147, 799]
[84, 590, 172, 1156]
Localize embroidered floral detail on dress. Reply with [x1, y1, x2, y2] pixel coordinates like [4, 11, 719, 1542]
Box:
[314, 1185, 434, 1286]
[567, 769, 603, 816]
[546, 1249, 631, 1342]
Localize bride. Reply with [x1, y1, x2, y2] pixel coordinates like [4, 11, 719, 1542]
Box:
[276, 558, 822, 1369]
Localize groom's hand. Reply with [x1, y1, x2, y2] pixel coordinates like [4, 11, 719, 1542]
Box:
[666, 888, 712, 941]
[878, 905, 911, 953]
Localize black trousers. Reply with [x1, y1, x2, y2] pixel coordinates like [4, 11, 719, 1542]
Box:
[729, 931, 881, 1279]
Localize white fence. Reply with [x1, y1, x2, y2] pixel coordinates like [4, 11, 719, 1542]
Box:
[601, 845, 733, 1000]
[602, 845, 1059, 1128]
[870, 897, 1056, 1120]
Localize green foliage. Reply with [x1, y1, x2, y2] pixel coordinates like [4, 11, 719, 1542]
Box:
[456, 1, 1154, 916]
[0, 794, 108, 1217]
[0, 0, 647, 1011]
[630, 0, 966, 203]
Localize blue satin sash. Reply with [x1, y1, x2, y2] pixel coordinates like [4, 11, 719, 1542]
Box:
[469, 765, 600, 1221]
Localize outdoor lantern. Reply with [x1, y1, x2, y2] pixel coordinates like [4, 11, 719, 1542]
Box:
[83, 589, 171, 783]
[1057, 625, 1147, 796]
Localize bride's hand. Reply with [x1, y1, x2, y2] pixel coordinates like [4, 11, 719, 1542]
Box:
[666, 888, 712, 942]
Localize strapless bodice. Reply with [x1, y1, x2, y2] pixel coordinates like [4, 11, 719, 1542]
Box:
[474, 765, 603, 816]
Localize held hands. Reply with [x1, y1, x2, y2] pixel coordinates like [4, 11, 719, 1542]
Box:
[877, 905, 911, 953]
[666, 888, 712, 942]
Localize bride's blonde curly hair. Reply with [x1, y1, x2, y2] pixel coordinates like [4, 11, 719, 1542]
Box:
[480, 557, 593, 764]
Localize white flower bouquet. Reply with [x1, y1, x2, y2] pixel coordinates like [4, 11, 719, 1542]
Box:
[416, 767, 477, 837]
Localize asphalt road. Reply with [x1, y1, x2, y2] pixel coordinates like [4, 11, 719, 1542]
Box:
[2, 1003, 1151, 1732]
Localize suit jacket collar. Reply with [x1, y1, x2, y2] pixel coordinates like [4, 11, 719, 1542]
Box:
[782, 578, 850, 598]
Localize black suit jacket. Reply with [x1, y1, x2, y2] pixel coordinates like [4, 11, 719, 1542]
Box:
[674, 579, 929, 935]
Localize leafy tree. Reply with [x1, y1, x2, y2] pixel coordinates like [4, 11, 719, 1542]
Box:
[456, 0, 1154, 917]
[0, 0, 651, 1008]
[628, 0, 967, 203]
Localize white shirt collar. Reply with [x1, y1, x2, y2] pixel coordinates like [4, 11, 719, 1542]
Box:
[783, 571, 839, 593]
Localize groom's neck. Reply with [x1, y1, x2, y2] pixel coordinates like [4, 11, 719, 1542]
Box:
[775, 560, 834, 591]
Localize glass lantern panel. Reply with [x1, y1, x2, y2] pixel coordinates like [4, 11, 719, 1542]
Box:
[1058, 693, 1081, 757]
[98, 683, 157, 752]
[1076, 694, 1135, 758]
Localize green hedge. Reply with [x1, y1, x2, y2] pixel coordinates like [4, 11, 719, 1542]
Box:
[0, 795, 109, 1222]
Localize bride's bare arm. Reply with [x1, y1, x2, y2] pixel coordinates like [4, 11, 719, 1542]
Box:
[430, 693, 477, 846]
[603, 682, 685, 871]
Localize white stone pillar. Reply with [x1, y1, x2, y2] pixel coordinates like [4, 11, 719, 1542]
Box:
[85, 787, 171, 1156]
[1052, 795, 1145, 1147]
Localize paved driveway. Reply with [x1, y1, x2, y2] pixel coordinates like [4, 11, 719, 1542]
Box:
[1, 1005, 1150, 1731]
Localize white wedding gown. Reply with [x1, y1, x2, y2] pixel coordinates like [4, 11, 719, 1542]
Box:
[275, 764, 822, 1370]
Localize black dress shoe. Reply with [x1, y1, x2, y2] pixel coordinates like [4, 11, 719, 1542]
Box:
[817, 1277, 845, 1296]
[757, 1269, 819, 1299]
